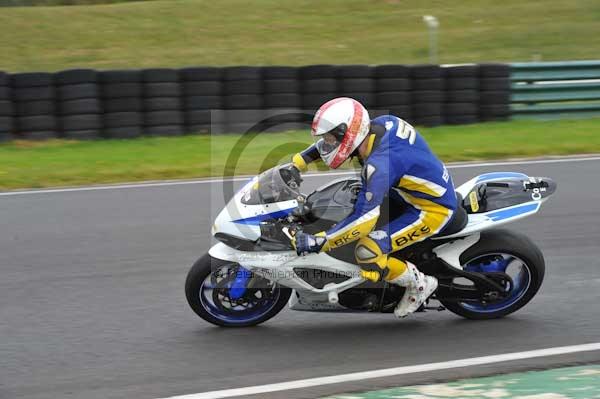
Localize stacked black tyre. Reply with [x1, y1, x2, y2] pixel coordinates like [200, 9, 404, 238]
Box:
[181, 67, 223, 134]
[12, 73, 57, 139]
[410, 65, 444, 127]
[479, 64, 511, 121]
[0, 72, 13, 141]
[337, 65, 376, 112]
[56, 69, 102, 139]
[100, 70, 143, 139]
[142, 69, 184, 136]
[223, 67, 263, 133]
[262, 66, 304, 132]
[300, 65, 338, 120]
[443, 65, 480, 125]
[374, 65, 411, 119]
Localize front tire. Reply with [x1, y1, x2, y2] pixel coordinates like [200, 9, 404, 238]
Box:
[185, 253, 292, 327]
[439, 229, 545, 320]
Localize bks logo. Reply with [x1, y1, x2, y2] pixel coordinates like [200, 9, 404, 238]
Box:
[333, 229, 361, 247]
[394, 225, 431, 247]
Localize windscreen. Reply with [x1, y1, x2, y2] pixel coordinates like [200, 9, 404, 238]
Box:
[240, 165, 302, 205]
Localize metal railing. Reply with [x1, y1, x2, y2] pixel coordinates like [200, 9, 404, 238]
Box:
[511, 60, 600, 119]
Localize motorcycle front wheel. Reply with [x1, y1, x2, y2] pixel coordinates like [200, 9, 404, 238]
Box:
[185, 253, 292, 327]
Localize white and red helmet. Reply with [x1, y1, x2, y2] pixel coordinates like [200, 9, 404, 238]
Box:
[311, 97, 370, 169]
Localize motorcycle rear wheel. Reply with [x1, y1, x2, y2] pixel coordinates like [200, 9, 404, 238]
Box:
[439, 229, 545, 320]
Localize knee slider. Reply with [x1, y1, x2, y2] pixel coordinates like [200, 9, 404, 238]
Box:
[355, 237, 385, 265]
[355, 237, 389, 282]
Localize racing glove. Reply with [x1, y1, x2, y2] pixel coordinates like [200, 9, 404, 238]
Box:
[293, 231, 327, 256]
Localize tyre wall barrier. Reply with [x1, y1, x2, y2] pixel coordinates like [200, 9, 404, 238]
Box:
[0, 64, 510, 140]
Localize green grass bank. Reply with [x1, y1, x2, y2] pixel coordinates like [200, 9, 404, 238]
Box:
[0, 0, 599, 71]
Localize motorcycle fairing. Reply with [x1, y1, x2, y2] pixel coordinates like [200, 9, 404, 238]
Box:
[208, 231, 484, 310]
[208, 241, 364, 296]
[436, 201, 541, 239]
[212, 176, 299, 242]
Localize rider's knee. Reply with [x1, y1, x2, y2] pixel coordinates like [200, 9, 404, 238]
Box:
[355, 236, 389, 282]
[355, 236, 386, 266]
[355, 235, 409, 282]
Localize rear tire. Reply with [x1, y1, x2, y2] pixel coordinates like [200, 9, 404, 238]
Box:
[185, 253, 292, 327]
[440, 229, 545, 320]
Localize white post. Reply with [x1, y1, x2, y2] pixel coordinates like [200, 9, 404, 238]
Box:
[423, 15, 439, 64]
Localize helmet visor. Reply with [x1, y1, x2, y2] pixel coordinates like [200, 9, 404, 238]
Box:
[313, 123, 347, 165]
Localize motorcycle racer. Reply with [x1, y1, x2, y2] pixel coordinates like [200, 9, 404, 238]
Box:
[291, 97, 457, 318]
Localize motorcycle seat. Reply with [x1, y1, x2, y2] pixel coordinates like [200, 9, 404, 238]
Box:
[437, 192, 468, 237]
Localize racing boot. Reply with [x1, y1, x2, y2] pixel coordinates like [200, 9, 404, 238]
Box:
[389, 262, 438, 318]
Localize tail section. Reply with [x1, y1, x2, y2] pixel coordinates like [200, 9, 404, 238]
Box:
[435, 172, 556, 239]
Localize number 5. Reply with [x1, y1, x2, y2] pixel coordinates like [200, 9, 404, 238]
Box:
[396, 120, 416, 145]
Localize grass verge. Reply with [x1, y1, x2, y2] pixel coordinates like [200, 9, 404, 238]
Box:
[0, 0, 150, 6]
[0, 0, 599, 71]
[1, 118, 600, 190]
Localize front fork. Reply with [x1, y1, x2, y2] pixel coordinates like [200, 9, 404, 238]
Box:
[228, 266, 253, 300]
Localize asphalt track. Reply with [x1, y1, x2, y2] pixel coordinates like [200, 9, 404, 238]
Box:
[1, 157, 600, 399]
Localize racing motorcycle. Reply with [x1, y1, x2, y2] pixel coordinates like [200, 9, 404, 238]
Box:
[185, 164, 556, 327]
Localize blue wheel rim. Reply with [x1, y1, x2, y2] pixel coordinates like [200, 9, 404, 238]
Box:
[460, 254, 532, 313]
[199, 263, 281, 324]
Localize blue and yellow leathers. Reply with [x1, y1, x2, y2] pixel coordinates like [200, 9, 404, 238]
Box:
[293, 115, 457, 282]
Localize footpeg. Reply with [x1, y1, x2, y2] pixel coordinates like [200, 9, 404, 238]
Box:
[324, 284, 339, 304]
[328, 290, 339, 304]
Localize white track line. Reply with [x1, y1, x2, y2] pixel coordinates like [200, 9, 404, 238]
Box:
[2, 155, 600, 197]
[159, 342, 600, 399]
